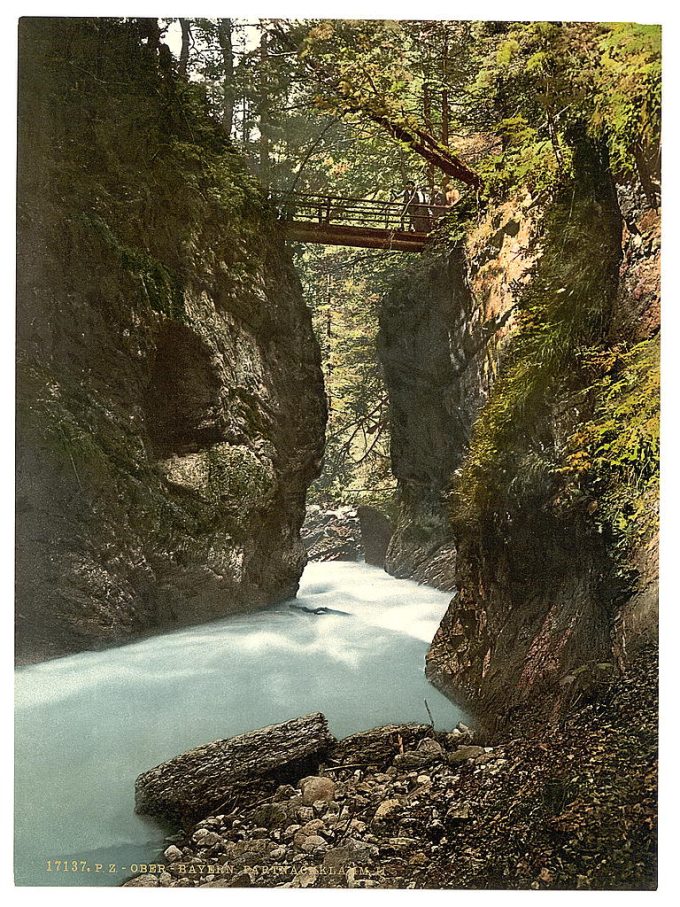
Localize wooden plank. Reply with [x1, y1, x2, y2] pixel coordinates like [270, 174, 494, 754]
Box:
[282, 221, 428, 252]
[135, 713, 336, 827]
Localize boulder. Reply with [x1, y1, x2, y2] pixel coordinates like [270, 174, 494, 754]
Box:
[135, 713, 335, 826]
[356, 506, 393, 567]
[301, 506, 361, 561]
[447, 745, 486, 764]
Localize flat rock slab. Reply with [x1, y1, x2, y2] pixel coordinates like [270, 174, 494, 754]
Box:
[327, 723, 434, 769]
[135, 712, 335, 827]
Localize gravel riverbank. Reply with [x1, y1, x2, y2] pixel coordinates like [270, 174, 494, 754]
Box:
[125, 645, 657, 890]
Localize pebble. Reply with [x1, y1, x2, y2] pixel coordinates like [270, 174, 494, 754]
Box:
[123, 874, 159, 887]
[446, 803, 472, 821]
[301, 834, 327, 852]
[374, 798, 402, 820]
[164, 844, 183, 863]
[292, 866, 318, 888]
[300, 775, 337, 806]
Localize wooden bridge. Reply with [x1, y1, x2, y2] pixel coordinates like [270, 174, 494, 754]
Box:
[272, 191, 455, 252]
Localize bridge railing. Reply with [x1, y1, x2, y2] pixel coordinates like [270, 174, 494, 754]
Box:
[270, 191, 455, 234]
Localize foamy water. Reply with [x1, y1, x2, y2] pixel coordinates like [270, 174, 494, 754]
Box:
[15, 560, 462, 886]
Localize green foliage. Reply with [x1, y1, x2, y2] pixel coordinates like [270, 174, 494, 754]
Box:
[296, 245, 408, 510]
[82, 213, 186, 320]
[590, 24, 661, 179]
[561, 336, 660, 553]
[469, 21, 660, 201]
[477, 115, 573, 197]
[18, 18, 271, 331]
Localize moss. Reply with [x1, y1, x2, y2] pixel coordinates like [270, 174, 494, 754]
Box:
[206, 444, 276, 517]
[68, 211, 186, 321]
[448, 137, 658, 584]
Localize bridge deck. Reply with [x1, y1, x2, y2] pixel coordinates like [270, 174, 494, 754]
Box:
[272, 191, 455, 252]
[284, 221, 429, 251]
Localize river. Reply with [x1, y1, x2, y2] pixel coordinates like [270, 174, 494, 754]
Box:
[14, 560, 463, 886]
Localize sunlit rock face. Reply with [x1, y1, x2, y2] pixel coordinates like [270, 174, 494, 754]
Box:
[380, 142, 658, 726]
[15, 19, 326, 662]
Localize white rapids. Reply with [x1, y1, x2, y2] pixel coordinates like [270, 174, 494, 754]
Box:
[14, 559, 463, 886]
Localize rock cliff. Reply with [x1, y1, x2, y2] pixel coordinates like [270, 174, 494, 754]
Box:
[16, 19, 326, 662]
[379, 140, 659, 727]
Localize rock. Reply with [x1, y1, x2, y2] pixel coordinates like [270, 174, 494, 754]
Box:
[447, 745, 486, 764]
[251, 801, 289, 828]
[293, 819, 326, 846]
[295, 805, 315, 823]
[226, 871, 254, 887]
[163, 844, 183, 863]
[292, 866, 319, 888]
[301, 507, 361, 561]
[301, 835, 326, 852]
[274, 784, 297, 801]
[200, 879, 232, 888]
[445, 727, 474, 747]
[328, 724, 433, 769]
[393, 737, 443, 769]
[123, 874, 159, 887]
[135, 713, 335, 825]
[473, 752, 497, 765]
[300, 775, 337, 805]
[192, 829, 222, 846]
[373, 799, 402, 821]
[417, 737, 444, 757]
[356, 505, 393, 567]
[323, 838, 377, 869]
[446, 803, 472, 821]
[16, 17, 327, 664]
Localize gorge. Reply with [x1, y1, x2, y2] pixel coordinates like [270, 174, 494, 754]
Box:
[15, 16, 660, 891]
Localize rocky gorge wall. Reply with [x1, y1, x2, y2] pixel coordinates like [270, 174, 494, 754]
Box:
[16, 19, 326, 663]
[379, 142, 659, 729]
[377, 195, 538, 591]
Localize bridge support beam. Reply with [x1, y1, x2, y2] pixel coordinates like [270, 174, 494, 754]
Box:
[281, 221, 428, 252]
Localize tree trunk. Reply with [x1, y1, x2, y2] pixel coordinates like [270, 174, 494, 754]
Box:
[441, 33, 450, 151]
[423, 82, 436, 197]
[135, 713, 336, 827]
[178, 18, 191, 78]
[217, 18, 235, 138]
[258, 30, 271, 188]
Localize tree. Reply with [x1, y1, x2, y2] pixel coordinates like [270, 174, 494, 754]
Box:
[267, 20, 483, 187]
